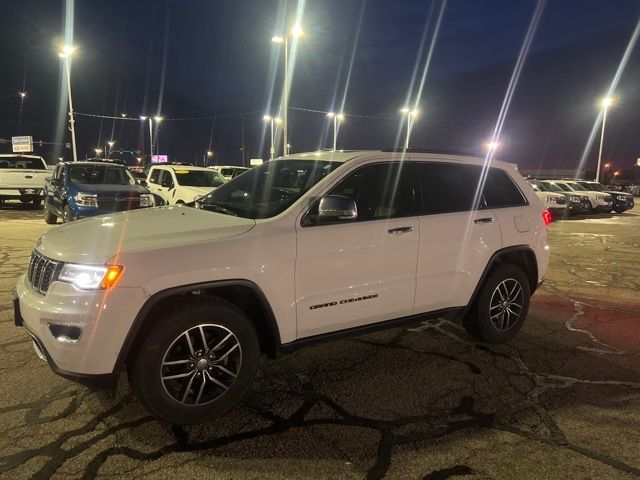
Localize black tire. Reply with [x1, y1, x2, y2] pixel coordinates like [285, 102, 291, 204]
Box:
[62, 204, 72, 223]
[463, 264, 531, 343]
[44, 203, 57, 224]
[129, 297, 259, 425]
[614, 208, 625, 214]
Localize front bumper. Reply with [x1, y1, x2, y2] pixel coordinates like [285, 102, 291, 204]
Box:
[14, 274, 148, 382]
[612, 197, 634, 211]
[0, 188, 43, 201]
[593, 201, 613, 212]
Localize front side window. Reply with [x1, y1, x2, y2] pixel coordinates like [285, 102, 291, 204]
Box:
[68, 165, 135, 185]
[483, 168, 527, 208]
[149, 168, 161, 184]
[174, 169, 226, 188]
[322, 162, 411, 221]
[415, 163, 482, 215]
[198, 159, 342, 219]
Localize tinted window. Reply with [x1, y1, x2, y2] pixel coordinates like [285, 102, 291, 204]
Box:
[68, 165, 135, 185]
[415, 163, 482, 215]
[326, 163, 410, 221]
[0, 156, 46, 170]
[483, 169, 527, 208]
[149, 168, 161, 184]
[174, 169, 225, 187]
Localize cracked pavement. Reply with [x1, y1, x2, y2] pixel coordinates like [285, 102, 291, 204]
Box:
[0, 204, 639, 479]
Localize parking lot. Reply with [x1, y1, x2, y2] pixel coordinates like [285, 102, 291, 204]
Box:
[0, 205, 639, 479]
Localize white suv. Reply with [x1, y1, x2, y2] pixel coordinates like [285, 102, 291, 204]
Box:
[14, 150, 550, 424]
[146, 165, 226, 205]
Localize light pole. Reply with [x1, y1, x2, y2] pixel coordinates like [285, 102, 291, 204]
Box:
[326, 112, 345, 151]
[140, 116, 151, 160]
[286, 143, 291, 155]
[59, 45, 77, 162]
[596, 96, 614, 183]
[271, 24, 304, 158]
[153, 116, 163, 159]
[203, 150, 213, 167]
[263, 115, 282, 160]
[106, 140, 115, 159]
[400, 108, 419, 150]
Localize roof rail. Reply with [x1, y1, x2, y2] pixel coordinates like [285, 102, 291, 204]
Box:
[380, 148, 481, 156]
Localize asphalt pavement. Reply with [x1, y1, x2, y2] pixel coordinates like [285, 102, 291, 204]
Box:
[0, 202, 639, 479]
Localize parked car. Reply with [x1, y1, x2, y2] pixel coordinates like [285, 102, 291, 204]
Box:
[533, 180, 590, 215]
[15, 150, 549, 424]
[209, 165, 249, 180]
[43, 161, 155, 223]
[527, 180, 569, 217]
[145, 165, 226, 205]
[576, 180, 635, 213]
[541, 180, 612, 213]
[0, 154, 49, 208]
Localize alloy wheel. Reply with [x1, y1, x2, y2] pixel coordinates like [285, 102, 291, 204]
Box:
[489, 278, 523, 331]
[160, 324, 242, 406]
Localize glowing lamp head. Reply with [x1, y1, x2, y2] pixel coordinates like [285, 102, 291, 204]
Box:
[263, 115, 272, 121]
[154, 116, 163, 122]
[326, 112, 335, 118]
[139, 115, 148, 120]
[94, 148, 103, 155]
[614, 171, 621, 176]
[19, 92, 27, 99]
[274, 117, 282, 124]
[486, 142, 500, 151]
[59, 45, 76, 58]
[604, 163, 611, 168]
[107, 141, 115, 148]
[207, 151, 213, 157]
[337, 113, 345, 121]
[120, 113, 127, 118]
[271, 35, 285, 44]
[291, 24, 304, 37]
[601, 97, 614, 108]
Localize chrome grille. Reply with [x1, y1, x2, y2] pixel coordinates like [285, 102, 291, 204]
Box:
[555, 196, 566, 205]
[98, 196, 140, 211]
[27, 251, 62, 294]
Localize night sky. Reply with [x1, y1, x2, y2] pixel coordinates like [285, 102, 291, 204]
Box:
[1, 0, 639, 173]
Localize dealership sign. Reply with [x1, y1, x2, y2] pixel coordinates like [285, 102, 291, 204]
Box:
[250, 158, 263, 166]
[12, 136, 33, 153]
[151, 154, 168, 163]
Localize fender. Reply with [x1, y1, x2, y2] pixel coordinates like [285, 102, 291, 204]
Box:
[111, 279, 281, 374]
[462, 245, 538, 317]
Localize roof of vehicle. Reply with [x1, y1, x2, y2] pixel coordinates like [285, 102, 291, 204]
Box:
[0, 153, 45, 159]
[150, 164, 218, 172]
[212, 165, 249, 170]
[276, 149, 512, 168]
[61, 161, 128, 167]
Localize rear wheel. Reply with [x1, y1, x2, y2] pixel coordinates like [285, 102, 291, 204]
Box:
[463, 264, 530, 343]
[129, 297, 259, 425]
[44, 203, 57, 224]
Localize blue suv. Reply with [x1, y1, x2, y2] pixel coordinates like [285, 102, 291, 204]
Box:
[44, 161, 155, 224]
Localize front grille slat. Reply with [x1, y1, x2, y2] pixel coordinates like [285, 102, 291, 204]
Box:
[26, 251, 62, 295]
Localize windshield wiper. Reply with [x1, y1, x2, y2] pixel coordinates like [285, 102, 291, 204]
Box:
[199, 202, 238, 216]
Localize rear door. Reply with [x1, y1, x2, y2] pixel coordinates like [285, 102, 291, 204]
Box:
[412, 162, 502, 312]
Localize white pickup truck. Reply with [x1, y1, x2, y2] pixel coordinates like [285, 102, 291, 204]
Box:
[0, 154, 49, 207]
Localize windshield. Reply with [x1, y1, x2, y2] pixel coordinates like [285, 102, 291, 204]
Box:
[540, 182, 563, 192]
[566, 181, 587, 191]
[198, 159, 342, 219]
[174, 169, 226, 187]
[528, 180, 545, 192]
[0, 156, 46, 170]
[545, 182, 571, 192]
[579, 182, 606, 191]
[69, 165, 135, 185]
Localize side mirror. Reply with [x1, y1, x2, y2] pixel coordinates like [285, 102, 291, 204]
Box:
[49, 178, 61, 186]
[138, 179, 148, 187]
[318, 195, 357, 222]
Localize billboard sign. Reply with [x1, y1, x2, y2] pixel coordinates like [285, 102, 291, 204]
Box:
[12, 136, 33, 153]
[250, 158, 263, 166]
[151, 154, 168, 164]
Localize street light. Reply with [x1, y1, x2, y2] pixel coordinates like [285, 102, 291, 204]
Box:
[19, 92, 27, 99]
[486, 141, 500, 152]
[94, 148, 103, 157]
[59, 45, 77, 161]
[121, 113, 127, 118]
[203, 150, 213, 167]
[271, 24, 305, 159]
[400, 108, 419, 149]
[106, 140, 115, 159]
[596, 96, 615, 182]
[326, 112, 345, 151]
[263, 115, 282, 160]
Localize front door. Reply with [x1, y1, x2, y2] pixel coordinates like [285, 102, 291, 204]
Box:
[295, 162, 419, 338]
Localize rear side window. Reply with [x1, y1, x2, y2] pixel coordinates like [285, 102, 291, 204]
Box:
[415, 163, 482, 215]
[483, 169, 527, 208]
[149, 168, 161, 184]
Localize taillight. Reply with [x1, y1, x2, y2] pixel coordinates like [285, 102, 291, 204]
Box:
[542, 210, 552, 226]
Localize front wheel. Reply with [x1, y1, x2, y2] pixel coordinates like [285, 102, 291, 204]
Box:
[129, 297, 259, 425]
[463, 264, 531, 343]
[44, 203, 57, 224]
[62, 204, 72, 223]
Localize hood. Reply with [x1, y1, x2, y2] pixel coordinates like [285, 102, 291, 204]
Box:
[72, 184, 150, 195]
[178, 185, 216, 197]
[36, 205, 255, 264]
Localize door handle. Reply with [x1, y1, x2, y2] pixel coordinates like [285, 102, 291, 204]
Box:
[474, 217, 494, 224]
[388, 226, 414, 235]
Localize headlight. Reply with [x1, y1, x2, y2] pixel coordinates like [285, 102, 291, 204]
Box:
[546, 196, 557, 203]
[139, 193, 154, 207]
[58, 264, 123, 290]
[193, 194, 203, 202]
[570, 196, 581, 202]
[74, 193, 97, 207]
[595, 195, 605, 201]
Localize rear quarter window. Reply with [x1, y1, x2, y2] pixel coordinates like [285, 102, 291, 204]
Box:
[483, 169, 527, 208]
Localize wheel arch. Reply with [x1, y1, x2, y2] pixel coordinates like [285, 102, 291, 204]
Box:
[113, 279, 281, 374]
[465, 245, 538, 314]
